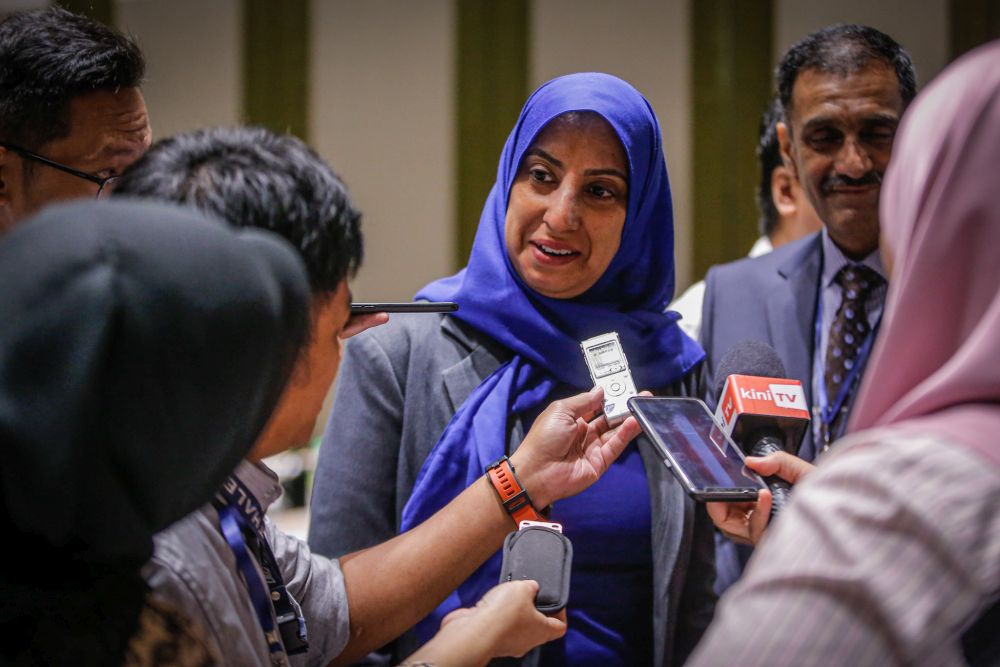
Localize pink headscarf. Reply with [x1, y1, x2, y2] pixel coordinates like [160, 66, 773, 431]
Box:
[848, 40, 1000, 468]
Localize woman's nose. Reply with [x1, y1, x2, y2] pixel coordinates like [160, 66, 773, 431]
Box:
[543, 186, 580, 232]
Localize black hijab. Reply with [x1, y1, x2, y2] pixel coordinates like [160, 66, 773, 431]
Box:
[0, 200, 311, 663]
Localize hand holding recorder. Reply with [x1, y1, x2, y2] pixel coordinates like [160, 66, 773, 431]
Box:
[510, 386, 643, 510]
[406, 580, 566, 664]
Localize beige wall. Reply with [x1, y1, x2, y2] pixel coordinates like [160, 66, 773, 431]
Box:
[531, 0, 693, 289]
[310, 0, 455, 301]
[49, 0, 948, 298]
[776, 0, 949, 88]
[118, 0, 242, 139]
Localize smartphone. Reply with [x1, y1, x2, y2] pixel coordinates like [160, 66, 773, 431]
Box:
[580, 331, 637, 425]
[349, 301, 458, 315]
[628, 396, 765, 502]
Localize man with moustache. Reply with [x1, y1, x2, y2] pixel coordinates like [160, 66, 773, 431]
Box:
[700, 24, 915, 463]
[0, 7, 151, 235]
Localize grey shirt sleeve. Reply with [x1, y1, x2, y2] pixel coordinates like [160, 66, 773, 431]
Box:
[265, 519, 350, 666]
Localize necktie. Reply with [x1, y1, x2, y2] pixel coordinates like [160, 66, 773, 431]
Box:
[824, 265, 883, 436]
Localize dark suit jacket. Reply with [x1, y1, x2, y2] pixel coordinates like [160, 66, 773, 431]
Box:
[700, 232, 822, 460]
[308, 313, 716, 666]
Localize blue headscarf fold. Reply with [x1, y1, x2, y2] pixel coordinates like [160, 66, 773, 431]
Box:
[402, 72, 703, 640]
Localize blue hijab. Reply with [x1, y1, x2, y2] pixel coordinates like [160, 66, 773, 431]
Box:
[402, 72, 703, 639]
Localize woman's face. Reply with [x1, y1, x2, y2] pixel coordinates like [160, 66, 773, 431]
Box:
[504, 113, 628, 299]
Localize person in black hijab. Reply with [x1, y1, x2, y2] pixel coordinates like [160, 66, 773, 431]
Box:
[0, 199, 311, 665]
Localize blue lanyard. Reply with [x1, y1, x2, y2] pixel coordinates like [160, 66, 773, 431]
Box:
[812, 276, 881, 443]
[214, 474, 309, 656]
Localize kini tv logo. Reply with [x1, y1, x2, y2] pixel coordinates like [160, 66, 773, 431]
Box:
[739, 383, 807, 411]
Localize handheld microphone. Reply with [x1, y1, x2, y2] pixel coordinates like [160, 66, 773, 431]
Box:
[713, 340, 810, 514]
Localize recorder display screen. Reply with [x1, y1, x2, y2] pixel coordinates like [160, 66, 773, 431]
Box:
[585, 341, 625, 378]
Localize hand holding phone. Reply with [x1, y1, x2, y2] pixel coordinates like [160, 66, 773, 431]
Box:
[628, 396, 766, 502]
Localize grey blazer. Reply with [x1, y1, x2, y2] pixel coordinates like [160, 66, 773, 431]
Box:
[309, 313, 716, 666]
[700, 232, 822, 459]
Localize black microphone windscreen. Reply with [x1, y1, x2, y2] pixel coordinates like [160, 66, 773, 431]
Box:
[713, 340, 788, 398]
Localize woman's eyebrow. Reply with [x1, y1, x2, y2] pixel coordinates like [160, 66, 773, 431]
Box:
[585, 167, 628, 180]
[525, 147, 563, 167]
[525, 147, 627, 181]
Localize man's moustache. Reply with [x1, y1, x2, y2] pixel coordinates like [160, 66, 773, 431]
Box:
[821, 172, 883, 193]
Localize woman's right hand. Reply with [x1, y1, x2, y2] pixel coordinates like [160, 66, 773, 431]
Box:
[510, 387, 644, 509]
[706, 451, 816, 546]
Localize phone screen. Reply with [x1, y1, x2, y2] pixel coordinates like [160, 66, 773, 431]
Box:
[628, 397, 764, 500]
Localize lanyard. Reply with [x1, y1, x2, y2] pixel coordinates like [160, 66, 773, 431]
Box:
[812, 276, 881, 449]
[214, 474, 309, 656]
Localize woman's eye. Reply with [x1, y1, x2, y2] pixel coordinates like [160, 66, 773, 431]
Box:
[589, 184, 616, 199]
[529, 168, 552, 183]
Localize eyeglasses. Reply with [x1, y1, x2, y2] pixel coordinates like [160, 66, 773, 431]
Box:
[0, 141, 118, 199]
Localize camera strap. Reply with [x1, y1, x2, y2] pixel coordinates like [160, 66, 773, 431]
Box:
[213, 474, 309, 656]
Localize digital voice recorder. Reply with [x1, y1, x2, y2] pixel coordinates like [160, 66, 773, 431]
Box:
[580, 331, 637, 425]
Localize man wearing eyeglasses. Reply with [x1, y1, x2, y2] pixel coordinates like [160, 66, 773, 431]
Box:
[0, 7, 150, 234]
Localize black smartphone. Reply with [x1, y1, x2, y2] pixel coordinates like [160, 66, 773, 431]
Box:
[349, 301, 458, 315]
[628, 396, 765, 502]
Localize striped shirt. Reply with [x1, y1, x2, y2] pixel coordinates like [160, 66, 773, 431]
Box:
[689, 430, 1000, 666]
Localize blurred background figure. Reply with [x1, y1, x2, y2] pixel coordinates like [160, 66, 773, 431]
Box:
[690, 39, 1000, 666]
[0, 7, 150, 234]
[0, 199, 311, 665]
[670, 94, 821, 340]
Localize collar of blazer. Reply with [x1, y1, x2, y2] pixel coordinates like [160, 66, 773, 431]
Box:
[440, 315, 513, 414]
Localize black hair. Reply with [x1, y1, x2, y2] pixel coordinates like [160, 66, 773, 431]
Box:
[114, 127, 363, 294]
[777, 24, 916, 121]
[756, 96, 784, 238]
[0, 7, 145, 150]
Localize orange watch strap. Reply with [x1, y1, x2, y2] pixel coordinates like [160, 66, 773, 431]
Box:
[486, 456, 547, 525]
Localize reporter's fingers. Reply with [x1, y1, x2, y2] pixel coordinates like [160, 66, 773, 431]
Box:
[598, 415, 641, 464]
[341, 312, 389, 339]
[542, 612, 567, 640]
[502, 579, 539, 603]
[548, 386, 605, 420]
[440, 607, 474, 627]
[748, 488, 773, 545]
[746, 451, 815, 485]
[706, 501, 737, 529]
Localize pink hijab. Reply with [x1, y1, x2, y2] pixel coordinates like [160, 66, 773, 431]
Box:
[848, 40, 1000, 468]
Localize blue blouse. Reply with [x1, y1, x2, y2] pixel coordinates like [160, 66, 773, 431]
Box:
[540, 440, 653, 665]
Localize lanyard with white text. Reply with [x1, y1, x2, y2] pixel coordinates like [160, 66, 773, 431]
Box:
[214, 475, 309, 656]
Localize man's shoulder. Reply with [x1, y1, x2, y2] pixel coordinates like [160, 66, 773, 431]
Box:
[707, 233, 820, 288]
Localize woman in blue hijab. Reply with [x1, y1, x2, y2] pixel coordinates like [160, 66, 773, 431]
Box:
[309, 72, 715, 666]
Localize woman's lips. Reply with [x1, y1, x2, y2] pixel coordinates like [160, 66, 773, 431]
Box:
[530, 240, 580, 265]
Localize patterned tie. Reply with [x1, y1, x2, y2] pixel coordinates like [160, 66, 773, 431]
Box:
[824, 265, 883, 428]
